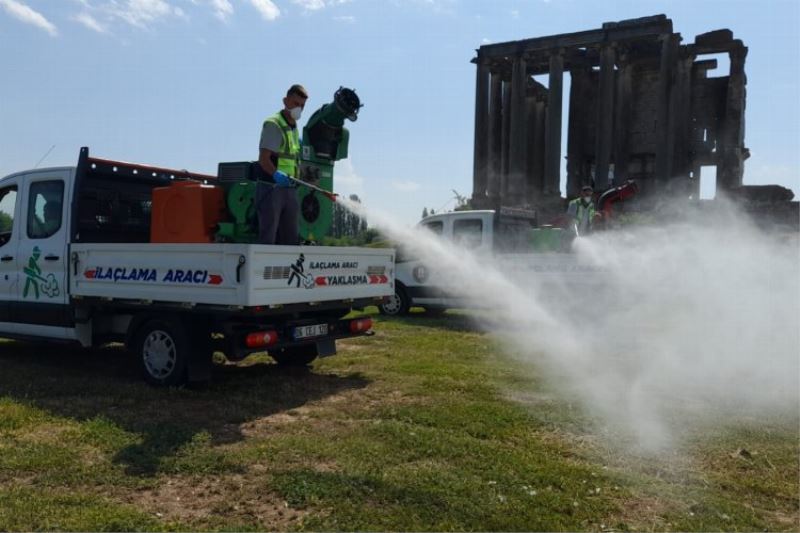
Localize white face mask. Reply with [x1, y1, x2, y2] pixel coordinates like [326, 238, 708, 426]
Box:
[582, 195, 592, 204]
[289, 106, 302, 120]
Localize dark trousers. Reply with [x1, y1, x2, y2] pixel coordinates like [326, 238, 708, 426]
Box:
[256, 183, 300, 245]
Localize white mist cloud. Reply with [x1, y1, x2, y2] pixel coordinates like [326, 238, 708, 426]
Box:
[0, 0, 58, 36]
[333, 14, 355, 23]
[249, 0, 280, 20]
[391, 180, 421, 192]
[346, 198, 800, 454]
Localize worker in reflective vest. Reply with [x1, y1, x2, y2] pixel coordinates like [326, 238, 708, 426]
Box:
[256, 84, 308, 245]
[567, 185, 598, 236]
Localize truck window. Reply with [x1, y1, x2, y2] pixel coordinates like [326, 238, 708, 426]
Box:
[453, 218, 483, 249]
[27, 180, 64, 239]
[0, 186, 17, 247]
[422, 221, 443, 235]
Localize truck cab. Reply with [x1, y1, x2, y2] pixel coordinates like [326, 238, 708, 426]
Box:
[380, 209, 543, 316]
[0, 166, 73, 337]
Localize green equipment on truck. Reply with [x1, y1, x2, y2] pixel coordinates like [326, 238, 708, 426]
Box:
[216, 87, 362, 243]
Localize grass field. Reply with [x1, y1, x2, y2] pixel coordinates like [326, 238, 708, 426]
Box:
[0, 309, 797, 531]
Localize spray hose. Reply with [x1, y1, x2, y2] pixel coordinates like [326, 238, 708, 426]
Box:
[289, 175, 339, 202]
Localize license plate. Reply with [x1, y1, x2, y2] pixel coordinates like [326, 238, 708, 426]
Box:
[293, 323, 328, 340]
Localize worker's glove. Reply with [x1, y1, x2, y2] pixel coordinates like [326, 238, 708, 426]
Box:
[272, 170, 292, 187]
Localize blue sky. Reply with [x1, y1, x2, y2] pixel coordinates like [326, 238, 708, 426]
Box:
[1, 0, 798, 224]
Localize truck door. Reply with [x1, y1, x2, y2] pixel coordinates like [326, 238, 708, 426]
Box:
[14, 172, 71, 328]
[0, 181, 20, 323]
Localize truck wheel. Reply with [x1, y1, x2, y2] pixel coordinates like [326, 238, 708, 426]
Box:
[379, 286, 410, 316]
[134, 318, 190, 386]
[269, 344, 318, 367]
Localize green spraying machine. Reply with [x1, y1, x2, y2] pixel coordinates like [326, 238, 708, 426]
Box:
[216, 87, 362, 243]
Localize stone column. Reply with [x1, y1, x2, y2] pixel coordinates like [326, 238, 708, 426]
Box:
[487, 72, 503, 206]
[472, 60, 490, 207]
[534, 98, 547, 196]
[544, 50, 564, 196]
[566, 66, 590, 197]
[670, 51, 694, 196]
[654, 33, 678, 185]
[613, 50, 632, 185]
[718, 44, 748, 191]
[526, 93, 546, 206]
[500, 80, 512, 199]
[594, 44, 616, 191]
[508, 56, 528, 205]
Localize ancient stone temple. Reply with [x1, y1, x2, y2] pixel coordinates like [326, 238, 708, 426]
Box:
[470, 15, 751, 217]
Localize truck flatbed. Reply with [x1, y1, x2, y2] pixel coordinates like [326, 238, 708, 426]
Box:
[71, 243, 392, 308]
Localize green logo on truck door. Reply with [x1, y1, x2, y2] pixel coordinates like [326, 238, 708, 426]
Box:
[23, 246, 60, 299]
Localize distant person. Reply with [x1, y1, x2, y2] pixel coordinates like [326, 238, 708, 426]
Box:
[566, 185, 598, 236]
[255, 84, 308, 245]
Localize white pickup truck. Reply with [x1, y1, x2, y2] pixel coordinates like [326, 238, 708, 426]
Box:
[379, 208, 603, 316]
[0, 148, 394, 385]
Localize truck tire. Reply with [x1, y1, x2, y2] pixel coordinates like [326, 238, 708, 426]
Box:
[269, 344, 318, 367]
[379, 286, 410, 316]
[134, 317, 191, 386]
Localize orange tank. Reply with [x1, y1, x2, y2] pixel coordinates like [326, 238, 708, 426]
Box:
[150, 181, 226, 243]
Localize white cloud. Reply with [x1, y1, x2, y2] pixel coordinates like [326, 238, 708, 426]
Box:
[106, 0, 178, 28]
[481, 37, 491, 44]
[69, 0, 186, 31]
[292, 0, 325, 10]
[391, 180, 421, 192]
[333, 14, 354, 23]
[73, 11, 108, 32]
[209, 0, 233, 21]
[292, 0, 351, 12]
[249, 0, 280, 20]
[391, 0, 455, 14]
[0, 0, 58, 36]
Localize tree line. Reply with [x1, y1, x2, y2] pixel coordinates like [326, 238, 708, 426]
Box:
[323, 194, 379, 246]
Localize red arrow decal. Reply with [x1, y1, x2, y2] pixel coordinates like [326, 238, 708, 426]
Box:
[369, 275, 389, 284]
[315, 276, 327, 286]
[208, 274, 223, 285]
[84, 269, 96, 279]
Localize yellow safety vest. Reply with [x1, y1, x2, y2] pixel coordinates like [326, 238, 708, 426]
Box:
[569, 197, 596, 221]
[264, 111, 301, 179]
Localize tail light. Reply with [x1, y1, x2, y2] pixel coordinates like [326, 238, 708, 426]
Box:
[245, 330, 279, 348]
[349, 318, 373, 334]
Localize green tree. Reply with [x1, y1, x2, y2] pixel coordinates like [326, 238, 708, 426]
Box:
[0, 212, 12, 232]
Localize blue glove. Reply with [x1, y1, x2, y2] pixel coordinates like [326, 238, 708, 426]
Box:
[272, 170, 292, 187]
